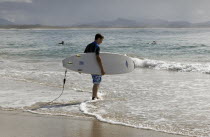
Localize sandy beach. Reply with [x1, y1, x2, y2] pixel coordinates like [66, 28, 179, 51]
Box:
[0, 110, 186, 137]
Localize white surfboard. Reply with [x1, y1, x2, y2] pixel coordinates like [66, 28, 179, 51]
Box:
[62, 52, 135, 75]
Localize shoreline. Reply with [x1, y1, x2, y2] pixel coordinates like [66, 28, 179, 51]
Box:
[0, 109, 187, 137]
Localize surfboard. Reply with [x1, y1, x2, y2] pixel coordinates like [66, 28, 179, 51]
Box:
[62, 52, 135, 75]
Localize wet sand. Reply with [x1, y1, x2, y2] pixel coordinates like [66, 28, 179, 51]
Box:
[0, 110, 187, 137]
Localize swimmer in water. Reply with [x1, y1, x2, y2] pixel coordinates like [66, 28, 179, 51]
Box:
[59, 41, 64, 45]
[151, 41, 157, 45]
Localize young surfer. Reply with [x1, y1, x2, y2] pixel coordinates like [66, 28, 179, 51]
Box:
[84, 33, 105, 100]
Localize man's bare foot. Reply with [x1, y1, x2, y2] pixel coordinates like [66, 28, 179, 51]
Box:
[92, 96, 100, 100]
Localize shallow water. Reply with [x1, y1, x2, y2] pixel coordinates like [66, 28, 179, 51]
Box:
[0, 28, 210, 136]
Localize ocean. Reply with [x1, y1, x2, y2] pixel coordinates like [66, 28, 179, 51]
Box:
[0, 28, 210, 136]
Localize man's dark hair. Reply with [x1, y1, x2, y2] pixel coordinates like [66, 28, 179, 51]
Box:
[95, 33, 104, 40]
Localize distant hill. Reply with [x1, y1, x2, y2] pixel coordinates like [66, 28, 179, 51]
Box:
[0, 24, 70, 29]
[75, 18, 140, 28]
[0, 18, 15, 25]
[1, 17, 210, 28]
[193, 21, 210, 28]
[72, 18, 210, 28]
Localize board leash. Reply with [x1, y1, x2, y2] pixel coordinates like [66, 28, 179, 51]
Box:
[47, 69, 68, 104]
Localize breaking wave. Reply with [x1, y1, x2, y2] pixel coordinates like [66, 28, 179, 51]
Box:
[132, 57, 210, 74]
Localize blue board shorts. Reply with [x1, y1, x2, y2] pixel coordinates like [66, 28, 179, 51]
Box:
[91, 75, 102, 84]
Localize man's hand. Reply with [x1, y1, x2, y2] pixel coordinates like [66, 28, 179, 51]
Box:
[96, 55, 105, 75]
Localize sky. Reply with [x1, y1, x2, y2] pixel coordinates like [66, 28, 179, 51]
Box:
[0, 0, 210, 25]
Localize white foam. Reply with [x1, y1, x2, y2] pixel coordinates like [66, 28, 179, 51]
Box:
[132, 57, 210, 74]
[79, 101, 191, 136]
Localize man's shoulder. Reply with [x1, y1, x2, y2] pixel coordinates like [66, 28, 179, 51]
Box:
[87, 42, 95, 47]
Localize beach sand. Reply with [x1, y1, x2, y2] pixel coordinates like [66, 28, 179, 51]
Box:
[0, 110, 186, 137]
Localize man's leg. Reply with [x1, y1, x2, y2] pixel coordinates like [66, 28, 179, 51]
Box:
[91, 75, 102, 100]
[92, 84, 99, 100]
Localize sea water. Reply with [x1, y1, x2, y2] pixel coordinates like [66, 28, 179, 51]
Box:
[0, 28, 210, 136]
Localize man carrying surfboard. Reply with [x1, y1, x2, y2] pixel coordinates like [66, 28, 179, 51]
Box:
[84, 33, 105, 100]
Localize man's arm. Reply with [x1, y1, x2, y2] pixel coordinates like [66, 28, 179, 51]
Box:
[96, 55, 105, 75]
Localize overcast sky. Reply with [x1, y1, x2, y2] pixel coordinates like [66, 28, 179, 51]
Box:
[0, 0, 210, 25]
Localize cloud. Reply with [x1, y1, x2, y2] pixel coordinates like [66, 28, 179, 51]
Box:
[1, 0, 210, 25]
[0, 0, 32, 3]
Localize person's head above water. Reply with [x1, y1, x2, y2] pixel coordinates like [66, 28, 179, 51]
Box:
[152, 41, 157, 44]
[95, 33, 104, 45]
